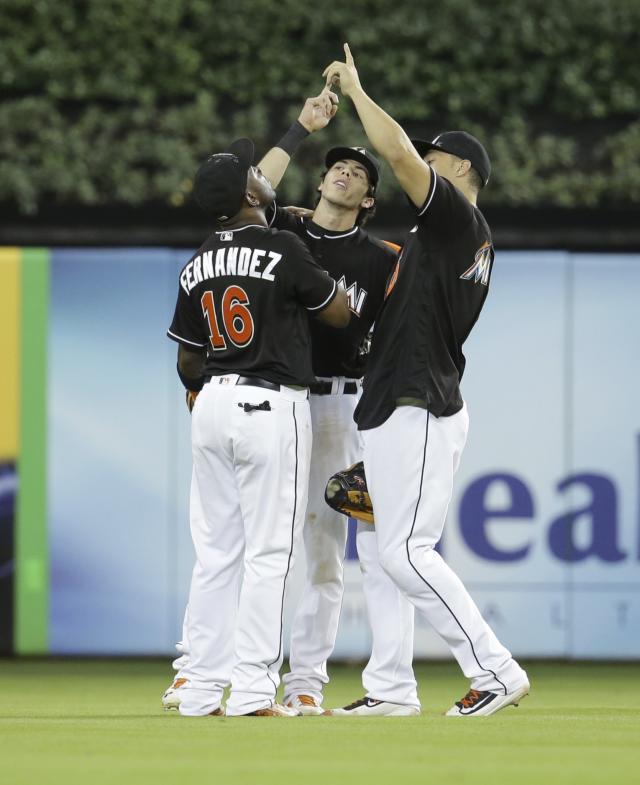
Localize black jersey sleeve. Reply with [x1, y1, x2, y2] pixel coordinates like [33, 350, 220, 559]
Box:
[414, 167, 475, 234]
[277, 231, 338, 312]
[266, 202, 304, 234]
[167, 283, 208, 349]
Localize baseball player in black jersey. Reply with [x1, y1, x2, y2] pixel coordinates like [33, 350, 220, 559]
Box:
[323, 46, 530, 717]
[163, 91, 420, 716]
[166, 137, 349, 717]
[257, 98, 421, 716]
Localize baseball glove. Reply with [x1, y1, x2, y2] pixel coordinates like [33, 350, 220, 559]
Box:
[324, 461, 374, 524]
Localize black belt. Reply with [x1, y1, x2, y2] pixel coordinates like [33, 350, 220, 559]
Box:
[309, 380, 358, 395]
[205, 375, 280, 391]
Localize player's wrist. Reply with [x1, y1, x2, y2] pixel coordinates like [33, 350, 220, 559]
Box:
[348, 83, 365, 102]
[177, 362, 205, 392]
[277, 121, 310, 155]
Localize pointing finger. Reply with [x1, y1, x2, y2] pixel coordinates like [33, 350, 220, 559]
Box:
[344, 43, 354, 65]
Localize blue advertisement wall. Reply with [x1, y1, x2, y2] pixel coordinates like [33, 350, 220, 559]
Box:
[47, 248, 640, 658]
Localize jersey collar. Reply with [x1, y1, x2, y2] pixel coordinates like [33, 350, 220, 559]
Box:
[305, 220, 359, 240]
[214, 224, 265, 234]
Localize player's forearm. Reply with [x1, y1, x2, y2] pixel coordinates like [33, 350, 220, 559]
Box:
[258, 121, 311, 189]
[258, 147, 291, 189]
[348, 87, 416, 165]
[177, 344, 206, 388]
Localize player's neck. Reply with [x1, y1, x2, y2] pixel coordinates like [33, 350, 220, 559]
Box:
[459, 183, 478, 207]
[312, 200, 359, 232]
[218, 207, 268, 231]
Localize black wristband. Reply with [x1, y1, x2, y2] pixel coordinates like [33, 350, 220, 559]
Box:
[275, 121, 310, 156]
[177, 362, 205, 392]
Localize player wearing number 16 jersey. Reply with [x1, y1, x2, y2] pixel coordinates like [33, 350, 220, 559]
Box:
[167, 138, 349, 717]
[165, 87, 419, 717]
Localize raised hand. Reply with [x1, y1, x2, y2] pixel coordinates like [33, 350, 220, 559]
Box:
[322, 43, 362, 98]
[298, 86, 339, 133]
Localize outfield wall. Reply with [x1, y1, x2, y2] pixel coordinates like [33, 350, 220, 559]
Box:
[1, 248, 639, 659]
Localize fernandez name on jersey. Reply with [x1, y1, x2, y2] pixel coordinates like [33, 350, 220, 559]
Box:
[179, 245, 283, 294]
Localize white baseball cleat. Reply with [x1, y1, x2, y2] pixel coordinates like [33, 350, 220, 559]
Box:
[445, 681, 530, 717]
[284, 694, 325, 716]
[324, 696, 420, 717]
[243, 703, 301, 717]
[162, 677, 189, 710]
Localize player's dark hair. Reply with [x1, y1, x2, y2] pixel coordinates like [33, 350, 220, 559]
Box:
[317, 169, 377, 226]
[467, 166, 483, 193]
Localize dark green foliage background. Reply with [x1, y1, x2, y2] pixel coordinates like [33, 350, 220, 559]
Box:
[1, 0, 638, 213]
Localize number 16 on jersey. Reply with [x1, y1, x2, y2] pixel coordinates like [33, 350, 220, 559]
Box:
[201, 286, 255, 350]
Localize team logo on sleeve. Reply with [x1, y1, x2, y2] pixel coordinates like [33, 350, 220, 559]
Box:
[460, 241, 493, 286]
[337, 276, 367, 315]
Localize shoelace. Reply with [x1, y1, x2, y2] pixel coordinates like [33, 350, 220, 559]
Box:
[458, 689, 487, 708]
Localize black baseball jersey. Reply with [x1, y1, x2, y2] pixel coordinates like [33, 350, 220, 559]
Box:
[167, 224, 338, 387]
[355, 168, 494, 429]
[268, 205, 397, 378]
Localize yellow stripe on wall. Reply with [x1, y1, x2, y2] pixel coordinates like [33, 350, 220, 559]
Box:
[0, 248, 21, 460]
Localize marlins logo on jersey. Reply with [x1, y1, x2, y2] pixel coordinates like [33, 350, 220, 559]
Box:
[460, 241, 493, 286]
[337, 275, 367, 315]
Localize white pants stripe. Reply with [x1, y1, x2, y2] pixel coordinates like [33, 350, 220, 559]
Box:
[362, 405, 528, 695]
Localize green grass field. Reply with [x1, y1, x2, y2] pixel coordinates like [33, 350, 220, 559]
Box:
[1, 660, 638, 785]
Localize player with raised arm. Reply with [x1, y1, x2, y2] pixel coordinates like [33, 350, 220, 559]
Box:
[321, 45, 530, 717]
[259, 91, 419, 717]
[166, 137, 348, 717]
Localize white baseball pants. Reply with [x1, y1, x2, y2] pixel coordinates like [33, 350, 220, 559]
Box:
[283, 379, 419, 708]
[178, 375, 312, 717]
[362, 404, 528, 695]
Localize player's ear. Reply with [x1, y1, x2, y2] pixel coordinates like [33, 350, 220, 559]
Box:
[360, 195, 375, 209]
[317, 177, 324, 194]
[245, 190, 260, 208]
[457, 159, 472, 178]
